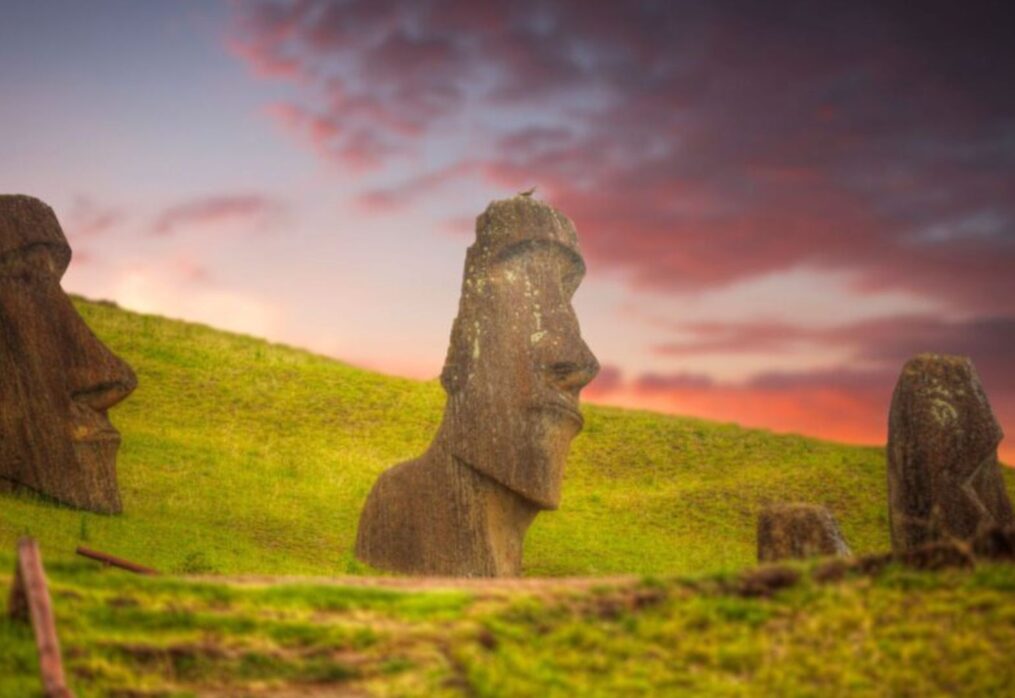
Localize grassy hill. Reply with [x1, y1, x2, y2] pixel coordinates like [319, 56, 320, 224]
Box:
[1, 297, 1012, 577]
[3, 299, 1015, 697]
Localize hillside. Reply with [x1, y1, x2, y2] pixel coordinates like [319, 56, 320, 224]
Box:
[3, 299, 1015, 697]
[2, 556, 1015, 696]
[0, 298, 1012, 577]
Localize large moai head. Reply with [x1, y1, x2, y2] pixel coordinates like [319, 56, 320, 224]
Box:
[887, 353, 1013, 551]
[0, 195, 137, 513]
[438, 196, 599, 509]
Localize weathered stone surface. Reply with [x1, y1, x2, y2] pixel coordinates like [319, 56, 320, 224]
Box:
[895, 540, 975, 571]
[736, 565, 801, 598]
[887, 354, 1014, 553]
[356, 196, 599, 576]
[971, 524, 1015, 561]
[757, 503, 851, 562]
[0, 195, 137, 513]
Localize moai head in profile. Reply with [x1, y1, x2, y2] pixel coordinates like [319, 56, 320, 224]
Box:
[757, 503, 851, 563]
[356, 195, 599, 576]
[0, 195, 137, 514]
[887, 353, 1014, 553]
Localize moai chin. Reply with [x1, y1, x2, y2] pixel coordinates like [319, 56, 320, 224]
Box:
[887, 353, 1014, 552]
[0, 195, 137, 514]
[356, 195, 600, 576]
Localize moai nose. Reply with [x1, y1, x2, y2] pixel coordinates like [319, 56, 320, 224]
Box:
[546, 339, 599, 393]
[71, 354, 137, 411]
[63, 299, 138, 410]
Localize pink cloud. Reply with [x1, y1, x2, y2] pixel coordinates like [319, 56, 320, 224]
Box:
[636, 371, 716, 392]
[355, 161, 478, 213]
[224, 35, 302, 79]
[152, 194, 284, 237]
[440, 215, 475, 237]
[595, 364, 1015, 465]
[582, 363, 624, 398]
[227, 1, 1015, 460]
[654, 314, 1015, 391]
[265, 102, 340, 145]
[227, 0, 1015, 313]
[619, 313, 1015, 462]
[65, 196, 124, 241]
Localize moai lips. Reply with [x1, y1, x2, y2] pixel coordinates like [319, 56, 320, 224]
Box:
[356, 196, 599, 576]
[0, 195, 137, 514]
[887, 354, 1014, 552]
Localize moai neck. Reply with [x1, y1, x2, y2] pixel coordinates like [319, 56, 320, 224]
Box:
[427, 433, 541, 576]
[354, 433, 542, 577]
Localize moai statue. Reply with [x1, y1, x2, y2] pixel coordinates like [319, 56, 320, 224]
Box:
[887, 353, 1014, 553]
[757, 503, 851, 563]
[0, 195, 137, 513]
[356, 195, 599, 576]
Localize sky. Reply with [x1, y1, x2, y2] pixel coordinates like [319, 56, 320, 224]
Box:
[1, 0, 1013, 462]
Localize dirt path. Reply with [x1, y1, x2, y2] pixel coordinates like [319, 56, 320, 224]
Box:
[190, 573, 641, 595]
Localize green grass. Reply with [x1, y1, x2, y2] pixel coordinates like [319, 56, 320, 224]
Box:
[0, 297, 1012, 577]
[2, 298, 1015, 696]
[2, 557, 1015, 696]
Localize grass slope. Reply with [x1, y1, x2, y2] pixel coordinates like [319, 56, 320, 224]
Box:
[0, 298, 1012, 577]
[1, 558, 1015, 696]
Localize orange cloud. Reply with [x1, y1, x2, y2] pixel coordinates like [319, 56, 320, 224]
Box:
[588, 373, 1015, 466]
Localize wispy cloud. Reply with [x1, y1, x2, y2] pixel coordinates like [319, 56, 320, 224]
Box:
[152, 194, 285, 237]
[228, 0, 1015, 310]
[65, 196, 124, 240]
[228, 1, 1015, 459]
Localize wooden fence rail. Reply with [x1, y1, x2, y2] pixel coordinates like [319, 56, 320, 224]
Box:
[7, 537, 73, 698]
[75, 546, 158, 575]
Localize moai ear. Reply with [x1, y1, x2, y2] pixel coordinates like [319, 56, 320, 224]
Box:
[440, 316, 469, 395]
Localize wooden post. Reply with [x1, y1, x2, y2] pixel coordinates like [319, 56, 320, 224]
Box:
[75, 546, 158, 576]
[7, 538, 73, 698]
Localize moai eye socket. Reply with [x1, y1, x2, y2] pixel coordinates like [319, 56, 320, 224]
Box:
[0, 244, 64, 280]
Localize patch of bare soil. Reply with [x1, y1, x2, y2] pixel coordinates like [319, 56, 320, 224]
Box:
[197, 687, 366, 697]
[190, 573, 641, 597]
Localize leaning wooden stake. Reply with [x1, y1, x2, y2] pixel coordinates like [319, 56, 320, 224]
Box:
[7, 538, 73, 698]
[75, 546, 158, 576]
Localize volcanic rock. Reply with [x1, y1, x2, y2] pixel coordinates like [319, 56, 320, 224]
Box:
[757, 503, 851, 562]
[887, 354, 1013, 553]
[356, 195, 599, 576]
[0, 195, 137, 513]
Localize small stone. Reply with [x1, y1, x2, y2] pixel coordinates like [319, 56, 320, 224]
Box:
[757, 503, 851, 562]
[355, 196, 599, 576]
[0, 195, 137, 513]
[737, 564, 801, 597]
[971, 525, 1015, 561]
[896, 540, 974, 571]
[887, 354, 1014, 553]
[812, 557, 850, 583]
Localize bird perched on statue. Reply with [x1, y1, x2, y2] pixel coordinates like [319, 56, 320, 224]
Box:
[519, 187, 536, 197]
